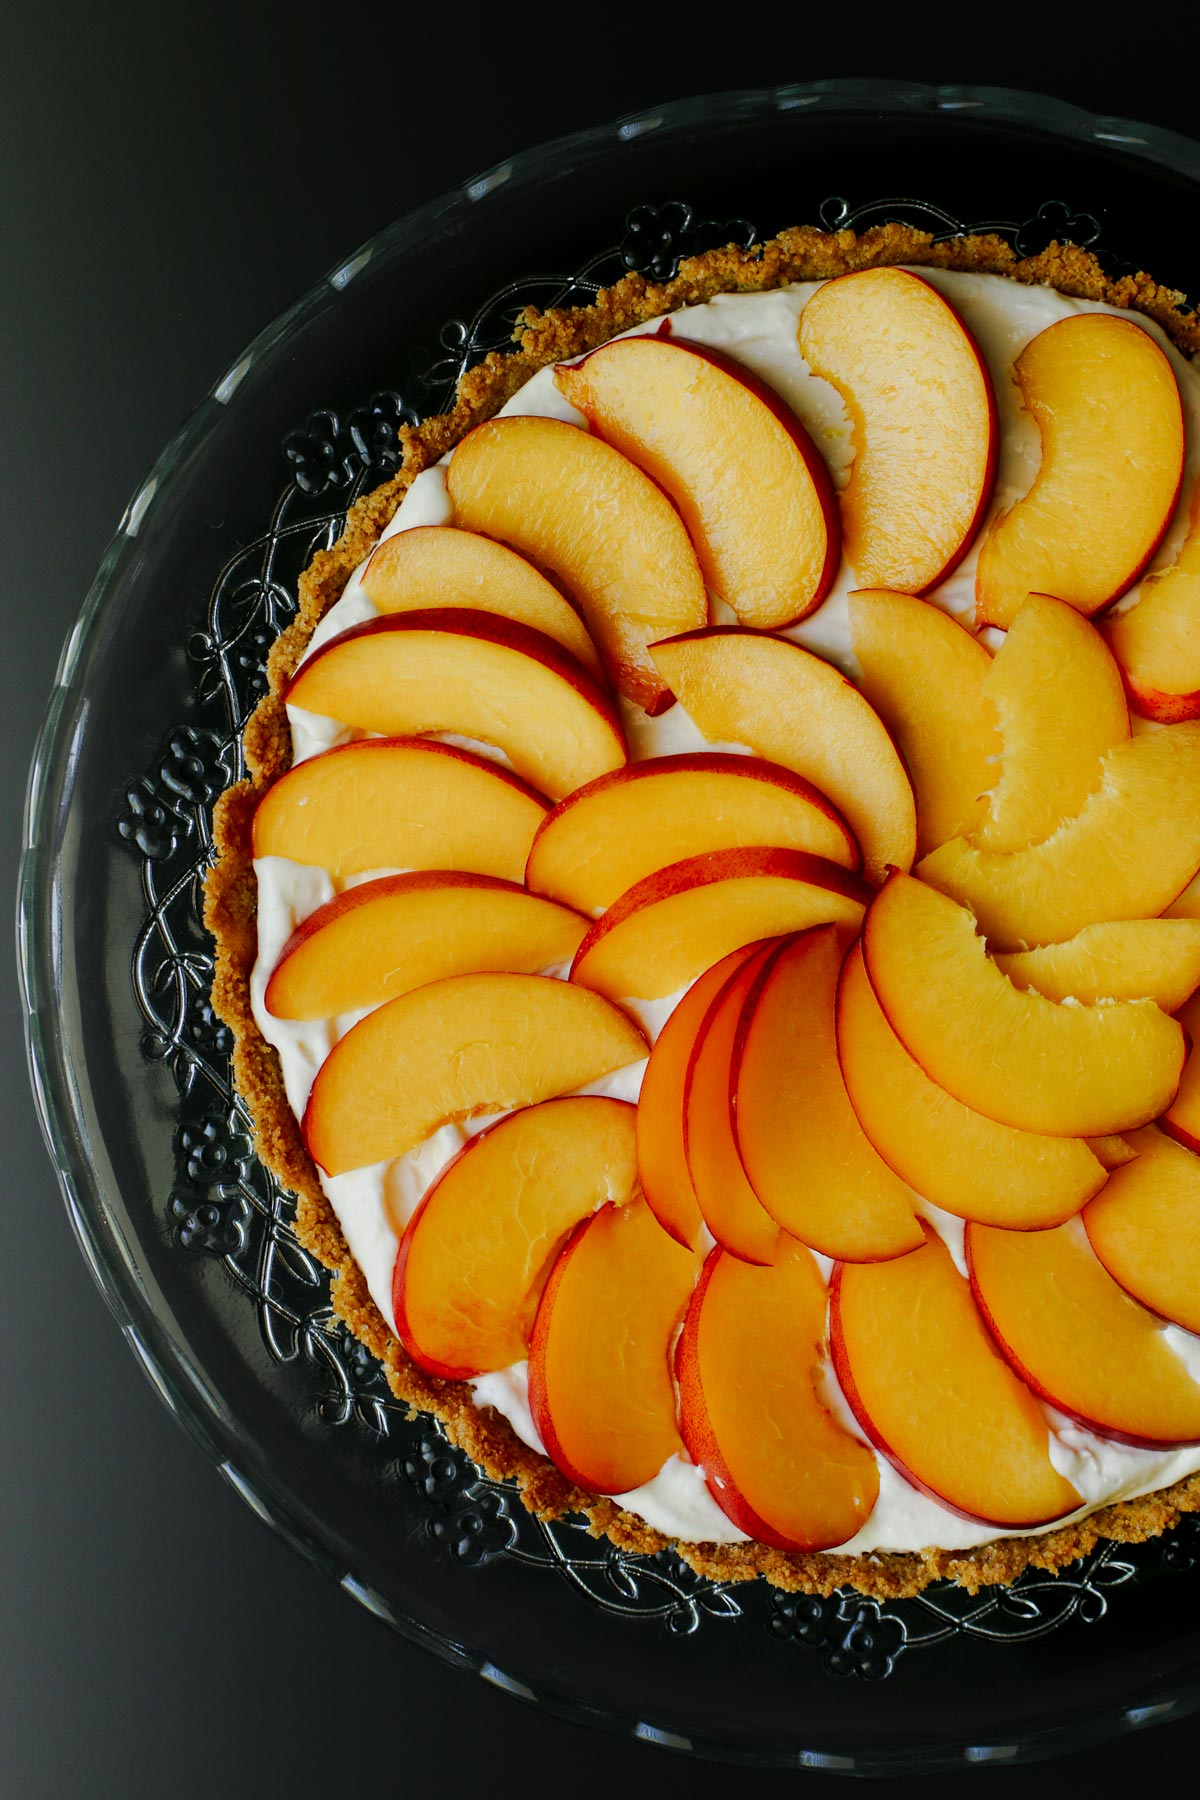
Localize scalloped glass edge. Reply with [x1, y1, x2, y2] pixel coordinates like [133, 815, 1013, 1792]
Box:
[17, 79, 1200, 1772]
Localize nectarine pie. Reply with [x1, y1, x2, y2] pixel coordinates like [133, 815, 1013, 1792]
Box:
[206, 219, 1200, 1598]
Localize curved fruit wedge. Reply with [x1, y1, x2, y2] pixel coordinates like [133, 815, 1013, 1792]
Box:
[917, 722, 1200, 949]
[683, 942, 781, 1265]
[975, 313, 1185, 628]
[393, 1097, 637, 1379]
[446, 415, 707, 714]
[360, 524, 604, 678]
[832, 1232, 1081, 1527]
[1165, 990, 1200, 1154]
[974, 594, 1128, 852]
[798, 267, 996, 593]
[848, 589, 998, 853]
[264, 873, 586, 1020]
[286, 610, 625, 802]
[1166, 871, 1200, 920]
[526, 752, 857, 914]
[1087, 1135, 1138, 1170]
[1084, 1127, 1200, 1335]
[678, 1238, 880, 1551]
[570, 847, 869, 1001]
[967, 1219, 1200, 1446]
[556, 333, 839, 628]
[862, 873, 1185, 1136]
[732, 929, 923, 1260]
[995, 918, 1200, 1012]
[250, 739, 548, 881]
[304, 973, 647, 1175]
[635, 943, 764, 1251]
[649, 628, 916, 883]
[1106, 486, 1200, 722]
[529, 1196, 698, 1494]
[837, 943, 1106, 1229]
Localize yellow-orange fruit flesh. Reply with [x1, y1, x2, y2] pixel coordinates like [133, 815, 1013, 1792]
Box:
[677, 1239, 880, 1551]
[975, 313, 1185, 628]
[995, 918, 1200, 1012]
[832, 1234, 1081, 1526]
[1106, 486, 1200, 721]
[1084, 1127, 1200, 1335]
[1164, 991, 1200, 1155]
[529, 1197, 698, 1494]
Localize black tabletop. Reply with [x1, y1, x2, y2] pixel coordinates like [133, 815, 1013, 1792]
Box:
[7, 7, 1200, 1793]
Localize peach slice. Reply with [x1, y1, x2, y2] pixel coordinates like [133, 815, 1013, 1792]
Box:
[847, 589, 997, 853]
[1165, 871, 1200, 921]
[649, 629, 916, 884]
[975, 313, 1185, 628]
[1106, 487, 1200, 722]
[677, 1238, 880, 1551]
[529, 1196, 698, 1494]
[974, 594, 1128, 852]
[1084, 1127, 1200, 1335]
[286, 610, 625, 802]
[917, 722, 1200, 950]
[967, 1219, 1200, 1446]
[570, 847, 869, 1002]
[525, 752, 857, 914]
[304, 972, 647, 1176]
[1163, 991, 1200, 1154]
[556, 333, 839, 628]
[837, 943, 1106, 1229]
[798, 267, 997, 593]
[393, 1097, 637, 1379]
[1086, 1136, 1139, 1171]
[831, 1232, 1080, 1527]
[250, 739, 548, 881]
[635, 943, 764, 1251]
[732, 929, 923, 1260]
[682, 942, 781, 1265]
[862, 873, 1185, 1137]
[446, 415, 707, 713]
[360, 524, 604, 678]
[995, 918, 1200, 1012]
[264, 873, 587, 1021]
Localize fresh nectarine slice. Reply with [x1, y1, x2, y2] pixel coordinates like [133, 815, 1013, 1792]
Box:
[1163, 991, 1200, 1155]
[862, 873, 1185, 1136]
[529, 1196, 698, 1494]
[286, 610, 625, 802]
[394, 1097, 637, 1379]
[1166, 871, 1200, 920]
[995, 918, 1200, 1011]
[1084, 1127, 1200, 1335]
[975, 313, 1185, 628]
[732, 929, 923, 1260]
[1086, 1135, 1139, 1170]
[264, 873, 586, 1020]
[446, 415, 707, 713]
[635, 943, 764, 1251]
[570, 847, 869, 1001]
[798, 268, 997, 593]
[1106, 486, 1200, 722]
[361, 524, 604, 678]
[683, 942, 781, 1265]
[556, 333, 839, 628]
[525, 752, 857, 914]
[973, 594, 1128, 852]
[918, 722, 1200, 949]
[967, 1219, 1200, 1446]
[250, 739, 548, 881]
[837, 943, 1106, 1229]
[677, 1238, 880, 1551]
[848, 589, 998, 853]
[832, 1231, 1080, 1527]
[304, 973, 647, 1175]
[649, 629, 916, 884]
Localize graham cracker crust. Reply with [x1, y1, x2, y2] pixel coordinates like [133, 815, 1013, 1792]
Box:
[204, 220, 1200, 1598]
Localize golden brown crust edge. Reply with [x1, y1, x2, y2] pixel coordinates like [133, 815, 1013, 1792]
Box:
[203, 221, 1200, 1600]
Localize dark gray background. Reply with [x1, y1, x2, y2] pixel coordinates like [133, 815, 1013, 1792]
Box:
[6, 6, 1199, 1793]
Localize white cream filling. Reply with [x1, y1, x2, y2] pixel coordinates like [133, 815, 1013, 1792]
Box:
[254, 270, 1200, 1553]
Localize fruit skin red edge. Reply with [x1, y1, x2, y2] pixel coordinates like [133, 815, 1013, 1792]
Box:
[1119, 664, 1200, 725]
[391, 1176, 484, 1383]
[962, 1224, 1200, 1453]
[828, 1248, 1081, 1528]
